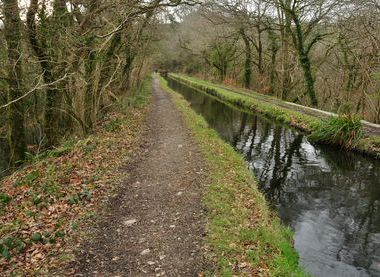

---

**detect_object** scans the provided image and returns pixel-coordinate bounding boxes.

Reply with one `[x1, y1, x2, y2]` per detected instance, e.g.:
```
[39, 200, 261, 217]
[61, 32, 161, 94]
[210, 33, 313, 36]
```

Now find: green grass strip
[169, 73, 380, 159]
[160, 76, 308, 276]
[169, 73, 319, 133]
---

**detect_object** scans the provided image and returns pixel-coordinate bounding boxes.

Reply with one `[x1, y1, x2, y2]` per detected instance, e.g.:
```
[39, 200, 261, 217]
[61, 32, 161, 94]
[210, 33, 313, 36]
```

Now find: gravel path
[73, 76, 207, 276]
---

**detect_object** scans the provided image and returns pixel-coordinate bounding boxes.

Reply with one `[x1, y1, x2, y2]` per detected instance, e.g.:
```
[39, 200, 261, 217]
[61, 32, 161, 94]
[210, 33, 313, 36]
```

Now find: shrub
[309, 115, 363, 149]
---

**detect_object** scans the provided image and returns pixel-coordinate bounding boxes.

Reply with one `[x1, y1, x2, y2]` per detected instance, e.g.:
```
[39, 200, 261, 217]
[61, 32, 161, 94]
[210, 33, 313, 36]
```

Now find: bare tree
[275, 0, 340, 107]
[2, 0, 27, 163]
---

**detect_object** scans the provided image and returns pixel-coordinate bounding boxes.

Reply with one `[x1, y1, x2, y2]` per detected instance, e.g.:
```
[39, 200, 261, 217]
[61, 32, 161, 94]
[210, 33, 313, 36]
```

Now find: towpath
[73, 76, 206, 276]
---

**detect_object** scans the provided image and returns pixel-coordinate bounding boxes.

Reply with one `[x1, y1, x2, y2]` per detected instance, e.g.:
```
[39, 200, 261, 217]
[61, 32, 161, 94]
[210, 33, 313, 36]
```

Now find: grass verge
[160, 76, 307, 276]
[169, 74, 380, 159]
[0, 78, 152, 275]
[309, 115, 363, 149]
[169, 74, 318, 133]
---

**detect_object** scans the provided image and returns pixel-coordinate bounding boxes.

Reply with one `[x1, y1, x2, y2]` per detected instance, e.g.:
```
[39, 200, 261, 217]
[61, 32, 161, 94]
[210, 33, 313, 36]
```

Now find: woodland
[158, 0, 380, 122]
[1, 0, 379, 166]
[1, 1, 380, 275]
[0, 0, 198, 166]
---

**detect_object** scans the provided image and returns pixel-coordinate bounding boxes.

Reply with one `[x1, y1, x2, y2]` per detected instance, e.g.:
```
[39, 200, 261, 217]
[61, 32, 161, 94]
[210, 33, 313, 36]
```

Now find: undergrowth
[309, 115, 363, 149]
[0, 77, 152, 275]
[160, 76, 307, 276]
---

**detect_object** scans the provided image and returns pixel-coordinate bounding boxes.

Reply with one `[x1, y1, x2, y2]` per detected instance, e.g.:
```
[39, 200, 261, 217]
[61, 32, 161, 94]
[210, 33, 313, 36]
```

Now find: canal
[168, 77, 380, 277]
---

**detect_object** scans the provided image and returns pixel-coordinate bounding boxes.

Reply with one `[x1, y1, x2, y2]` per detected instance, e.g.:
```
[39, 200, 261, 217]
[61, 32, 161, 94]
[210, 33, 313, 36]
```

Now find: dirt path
[73, 76, 207, 276]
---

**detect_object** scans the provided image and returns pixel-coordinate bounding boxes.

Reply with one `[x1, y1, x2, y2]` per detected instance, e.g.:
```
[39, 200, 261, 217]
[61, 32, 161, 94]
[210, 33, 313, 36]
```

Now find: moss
[160, 76, 308, 276]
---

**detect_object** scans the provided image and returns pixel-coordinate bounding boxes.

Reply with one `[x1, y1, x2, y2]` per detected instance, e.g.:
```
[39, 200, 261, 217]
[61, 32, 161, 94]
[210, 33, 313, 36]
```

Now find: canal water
[168, 78, 380, 277]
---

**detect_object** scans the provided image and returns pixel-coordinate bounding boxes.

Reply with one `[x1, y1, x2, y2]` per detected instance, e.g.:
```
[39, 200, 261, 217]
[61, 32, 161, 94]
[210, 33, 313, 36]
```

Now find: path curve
[74, 76, 207, 276]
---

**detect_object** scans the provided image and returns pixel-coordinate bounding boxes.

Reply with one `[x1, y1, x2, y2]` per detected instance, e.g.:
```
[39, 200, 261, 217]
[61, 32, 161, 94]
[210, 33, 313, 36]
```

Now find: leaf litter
[0, 106, 149, 275]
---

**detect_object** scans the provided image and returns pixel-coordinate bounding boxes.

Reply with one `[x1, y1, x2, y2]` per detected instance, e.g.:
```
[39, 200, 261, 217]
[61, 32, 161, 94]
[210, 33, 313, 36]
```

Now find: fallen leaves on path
[0, 107, 148, 275]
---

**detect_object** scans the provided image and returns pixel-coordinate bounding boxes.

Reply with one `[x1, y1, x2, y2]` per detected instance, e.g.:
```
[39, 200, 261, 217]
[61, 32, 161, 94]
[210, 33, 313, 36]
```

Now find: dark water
[168, 78, 380, 277]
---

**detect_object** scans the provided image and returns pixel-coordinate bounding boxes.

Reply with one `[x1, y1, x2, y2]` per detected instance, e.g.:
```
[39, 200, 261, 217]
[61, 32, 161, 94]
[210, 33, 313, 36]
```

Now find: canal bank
[162, 76, 380, 277]
[169, 74, 380, 159]
[160, 76, 306, 276]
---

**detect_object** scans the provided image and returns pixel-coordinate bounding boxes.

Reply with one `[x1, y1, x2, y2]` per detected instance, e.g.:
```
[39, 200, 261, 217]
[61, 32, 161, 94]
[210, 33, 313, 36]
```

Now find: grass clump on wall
[309, 115, 363, 149]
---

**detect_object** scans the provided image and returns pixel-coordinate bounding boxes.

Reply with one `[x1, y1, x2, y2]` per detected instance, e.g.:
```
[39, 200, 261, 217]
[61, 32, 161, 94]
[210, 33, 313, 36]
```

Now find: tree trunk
[257, 30, 264, 75]
[240, 29, 252, 89]
[26, 0, 65, 146]
[81, 1, 100, 134]
[120, 51, 136, 91]
[293, 16, 318, 107]
[3, 0, 27, 163]
[299, 52, 318, 107]
[267, 27, 279, 95]
[95, 32, 122, 112]
[84, 39, 97, 133]
[279, 2, 292, 100]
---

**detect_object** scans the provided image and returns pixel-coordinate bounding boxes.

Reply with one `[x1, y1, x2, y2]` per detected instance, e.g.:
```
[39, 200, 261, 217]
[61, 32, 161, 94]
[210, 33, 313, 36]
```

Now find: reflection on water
[168, 78, 380, 277]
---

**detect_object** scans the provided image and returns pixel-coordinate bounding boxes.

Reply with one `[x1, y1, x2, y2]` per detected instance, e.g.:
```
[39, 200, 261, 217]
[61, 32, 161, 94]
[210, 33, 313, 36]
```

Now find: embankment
[168, 74, 380, 159]
[0, 79, 151, 275]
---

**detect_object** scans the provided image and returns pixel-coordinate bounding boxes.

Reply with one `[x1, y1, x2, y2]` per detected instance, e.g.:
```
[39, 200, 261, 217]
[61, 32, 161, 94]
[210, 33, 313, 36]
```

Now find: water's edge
[169, 74, 380, 160]
[167, 77, 380, 277]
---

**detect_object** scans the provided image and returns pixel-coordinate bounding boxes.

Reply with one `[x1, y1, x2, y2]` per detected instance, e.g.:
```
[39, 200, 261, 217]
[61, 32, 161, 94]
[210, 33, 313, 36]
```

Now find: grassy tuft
[309, 115, 363, 149]
[160, 76, 307, 276]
